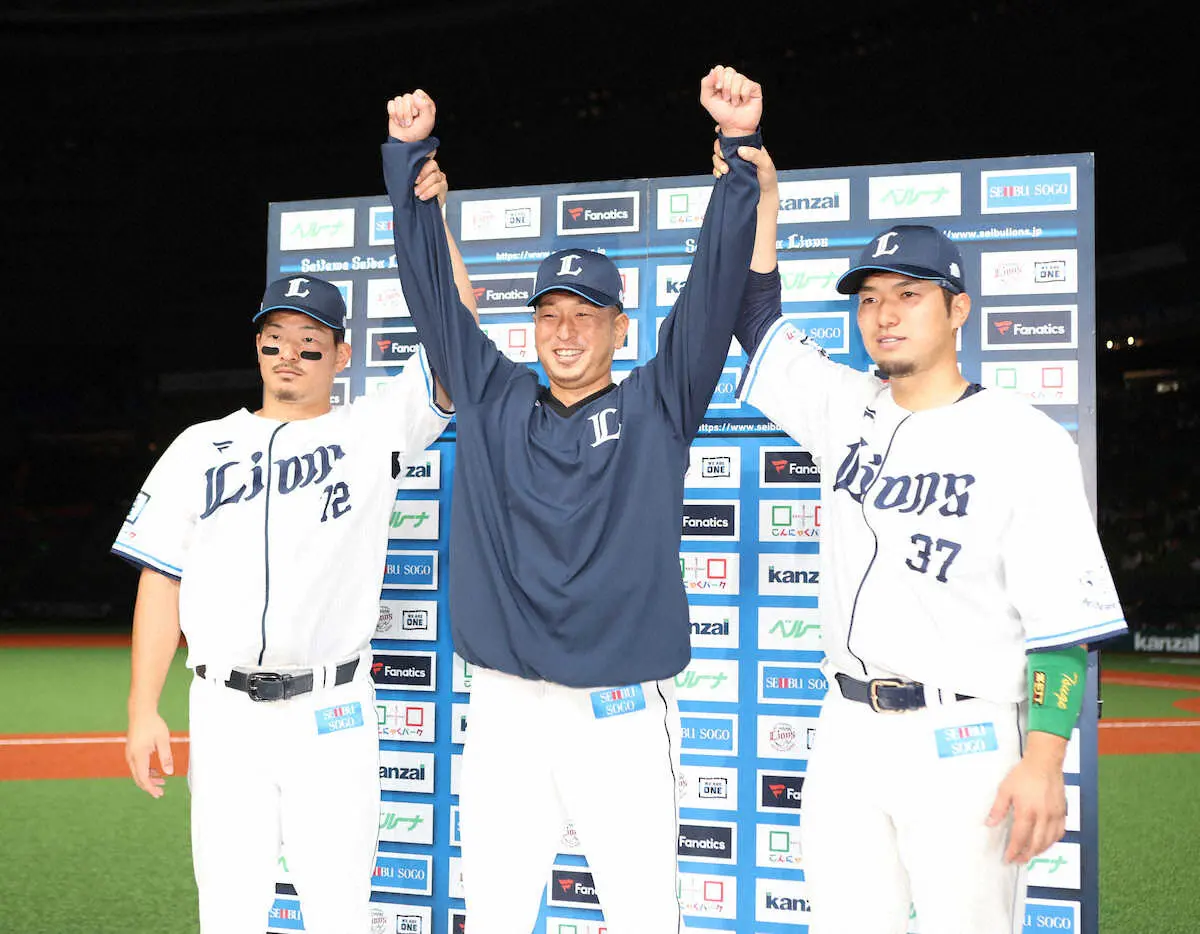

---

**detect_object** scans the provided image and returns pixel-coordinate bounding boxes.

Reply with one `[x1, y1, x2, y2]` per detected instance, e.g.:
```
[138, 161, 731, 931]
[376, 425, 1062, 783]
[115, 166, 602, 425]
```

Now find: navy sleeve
[381, 136, 517, 410]
[735, 267, 783, 361]
[640, 131, 761, 443]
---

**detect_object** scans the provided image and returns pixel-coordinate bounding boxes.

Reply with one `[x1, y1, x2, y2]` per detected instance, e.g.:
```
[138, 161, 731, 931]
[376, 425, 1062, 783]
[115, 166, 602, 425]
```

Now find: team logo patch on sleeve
[125, 491, 150, 524]
[934, 722, 998, 758]
[315, 701, 365, 735]
[590, 684, 646, 719]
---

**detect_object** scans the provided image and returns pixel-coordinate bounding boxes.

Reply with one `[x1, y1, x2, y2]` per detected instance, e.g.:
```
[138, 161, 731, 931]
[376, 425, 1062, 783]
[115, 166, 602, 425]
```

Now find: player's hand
[414, 150, 448, 206]
[700, 65, 762, 138]
[712, 135, 778, 197]
[986, 746, 1068, 863]
[387, 89, 436, 143]
[126, 710, 174, 799]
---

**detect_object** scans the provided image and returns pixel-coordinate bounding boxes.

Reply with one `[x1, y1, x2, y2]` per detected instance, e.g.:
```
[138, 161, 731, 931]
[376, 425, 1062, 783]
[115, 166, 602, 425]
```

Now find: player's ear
[612, 308, 630, 348]
[950, 291, 970, 331]
[334, 338, 352, 372]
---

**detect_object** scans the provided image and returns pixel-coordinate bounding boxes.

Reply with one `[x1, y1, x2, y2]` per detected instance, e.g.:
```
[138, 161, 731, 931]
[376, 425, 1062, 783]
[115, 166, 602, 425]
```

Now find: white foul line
[1098, 720, 1200, 729]
[0, 736, 190, 746]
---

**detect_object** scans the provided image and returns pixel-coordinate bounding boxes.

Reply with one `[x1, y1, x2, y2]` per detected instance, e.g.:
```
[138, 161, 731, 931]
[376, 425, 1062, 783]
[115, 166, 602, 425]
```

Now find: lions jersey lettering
[202, 444, 346, 519]
[833, 438, 975, 517]
[737, 306, 1127, 703]
[111, 345, 448, 669]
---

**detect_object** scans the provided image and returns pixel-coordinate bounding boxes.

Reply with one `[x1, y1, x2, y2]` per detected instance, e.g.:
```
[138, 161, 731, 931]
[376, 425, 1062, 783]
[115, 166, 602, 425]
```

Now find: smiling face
[255, 311, 350, 414]
[533, 290, 629, 407]
[855, 272, 969, 381]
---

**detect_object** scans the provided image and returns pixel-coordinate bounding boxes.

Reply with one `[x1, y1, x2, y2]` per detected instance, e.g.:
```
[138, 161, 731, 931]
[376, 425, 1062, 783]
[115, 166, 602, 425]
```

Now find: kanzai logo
[764, 891, 810, 912]
[391, 454, 435, 481]
[690, 618, 729, 636]
[379, 764, 426, 781]
[767, 565, 818, 585]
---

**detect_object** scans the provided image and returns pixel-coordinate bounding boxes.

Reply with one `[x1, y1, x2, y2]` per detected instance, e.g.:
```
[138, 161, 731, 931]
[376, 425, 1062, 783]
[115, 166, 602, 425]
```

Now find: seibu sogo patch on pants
[934, 722, 998, 758]
[315, 701, 365, 735]
[590, 684, 646, 719]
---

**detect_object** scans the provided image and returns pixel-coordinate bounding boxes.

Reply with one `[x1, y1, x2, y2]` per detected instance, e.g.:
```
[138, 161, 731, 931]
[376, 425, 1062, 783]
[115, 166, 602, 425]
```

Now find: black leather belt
[835, 672, 973, 713]
[195, 658, 359, 702]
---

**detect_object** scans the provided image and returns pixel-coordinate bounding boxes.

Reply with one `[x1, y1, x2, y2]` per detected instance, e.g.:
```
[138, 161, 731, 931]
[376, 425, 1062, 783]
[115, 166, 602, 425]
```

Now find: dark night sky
[0, 0, 1192, 433]
[0, 0, 1193, 616]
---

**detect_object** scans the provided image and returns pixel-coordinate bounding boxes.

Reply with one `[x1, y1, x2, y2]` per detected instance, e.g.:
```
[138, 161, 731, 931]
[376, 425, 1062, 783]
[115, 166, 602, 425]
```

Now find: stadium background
[256, 150, 1097, 931]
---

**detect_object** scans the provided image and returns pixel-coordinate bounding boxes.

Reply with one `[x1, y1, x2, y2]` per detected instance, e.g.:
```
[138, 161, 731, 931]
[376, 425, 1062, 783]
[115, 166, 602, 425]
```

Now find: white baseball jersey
[112, 346, 449, 671]
[739, 318, 1126, 703]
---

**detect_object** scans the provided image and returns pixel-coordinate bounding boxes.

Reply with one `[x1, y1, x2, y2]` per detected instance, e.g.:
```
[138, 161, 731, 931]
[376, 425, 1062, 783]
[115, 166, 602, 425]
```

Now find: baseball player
[112, 187, 471, 933]
[380, 67, 763, 933]
[713, 142, 1127, 934]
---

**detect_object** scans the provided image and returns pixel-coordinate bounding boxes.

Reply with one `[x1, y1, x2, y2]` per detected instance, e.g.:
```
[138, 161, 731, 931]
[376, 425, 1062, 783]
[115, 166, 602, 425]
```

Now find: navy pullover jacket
[381, 132, 761, 687]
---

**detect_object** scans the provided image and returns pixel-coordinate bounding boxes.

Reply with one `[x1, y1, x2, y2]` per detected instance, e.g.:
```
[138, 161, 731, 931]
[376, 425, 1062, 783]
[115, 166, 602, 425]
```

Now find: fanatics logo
[370, 652, 436, 690]
[982, 306, 1076, 350]
[759, 771, 805, 811]
[548, 869, 601, 906]
[557, 192, 640, 235]
[760, 448, 820, 486]
[366, 327, 420, 367]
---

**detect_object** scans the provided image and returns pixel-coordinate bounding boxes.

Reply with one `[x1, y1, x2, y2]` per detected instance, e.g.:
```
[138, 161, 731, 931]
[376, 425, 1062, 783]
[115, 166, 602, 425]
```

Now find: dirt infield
[1097, 669, 1200, 755]
[0, 734, 190, 781]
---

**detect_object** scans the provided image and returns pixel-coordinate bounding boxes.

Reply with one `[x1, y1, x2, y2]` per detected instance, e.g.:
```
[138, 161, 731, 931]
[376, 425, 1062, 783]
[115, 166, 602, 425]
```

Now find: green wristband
[1028, 645, 1087, 739]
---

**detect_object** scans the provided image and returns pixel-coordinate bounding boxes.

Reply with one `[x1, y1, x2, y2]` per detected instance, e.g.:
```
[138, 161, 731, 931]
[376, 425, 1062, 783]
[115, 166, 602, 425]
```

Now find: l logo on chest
[587, 407, 622, 448]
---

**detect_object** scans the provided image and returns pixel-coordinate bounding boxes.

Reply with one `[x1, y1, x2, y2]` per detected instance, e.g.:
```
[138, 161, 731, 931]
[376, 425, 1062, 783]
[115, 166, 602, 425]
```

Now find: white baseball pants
[800, 686, 1030, 934]
[187, 655, 380, 933]
[459, 666, 682, 934]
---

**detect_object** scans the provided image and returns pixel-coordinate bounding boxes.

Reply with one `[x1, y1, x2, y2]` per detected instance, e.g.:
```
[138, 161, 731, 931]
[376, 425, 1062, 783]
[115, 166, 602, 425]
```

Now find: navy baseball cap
[527, 249, 623, 311]
[254, 275, 347, 331]
[836, 225, 966, 296]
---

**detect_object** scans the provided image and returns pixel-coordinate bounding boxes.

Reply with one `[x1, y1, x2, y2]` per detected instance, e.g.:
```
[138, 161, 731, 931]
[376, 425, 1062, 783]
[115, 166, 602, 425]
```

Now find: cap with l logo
[254, 275, 347, 330]
[527, 249, 623, 311]
[835, 224, 967, 296]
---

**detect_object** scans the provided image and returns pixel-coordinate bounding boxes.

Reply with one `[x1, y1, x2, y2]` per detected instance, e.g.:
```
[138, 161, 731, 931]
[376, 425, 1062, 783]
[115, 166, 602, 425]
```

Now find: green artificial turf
[1100, 651, 1200, 679]
[0, 776, 198, 934]
[1100, 683, 1200, 721]
[1, 638, 1196, 933]
[1098, 753, 1200, 934]
[0, 646, 191, 734]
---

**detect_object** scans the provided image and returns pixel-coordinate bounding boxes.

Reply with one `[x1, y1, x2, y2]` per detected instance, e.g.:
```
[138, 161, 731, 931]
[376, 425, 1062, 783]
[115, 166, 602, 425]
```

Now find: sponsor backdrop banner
[266, 153, 1097, 934]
